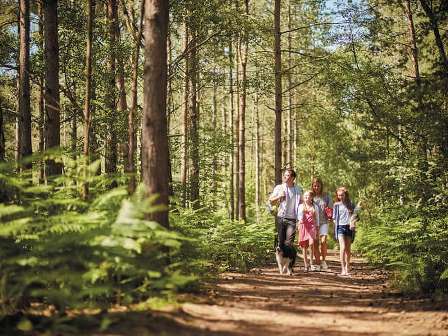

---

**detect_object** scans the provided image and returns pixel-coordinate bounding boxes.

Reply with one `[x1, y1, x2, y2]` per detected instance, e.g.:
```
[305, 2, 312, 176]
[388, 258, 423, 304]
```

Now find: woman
[311, 177, 333, 271]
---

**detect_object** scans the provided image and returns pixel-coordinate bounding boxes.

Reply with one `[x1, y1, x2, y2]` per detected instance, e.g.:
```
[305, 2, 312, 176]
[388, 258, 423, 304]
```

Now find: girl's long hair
[311, 177, 324, 196]
[336, 186, 354, 214]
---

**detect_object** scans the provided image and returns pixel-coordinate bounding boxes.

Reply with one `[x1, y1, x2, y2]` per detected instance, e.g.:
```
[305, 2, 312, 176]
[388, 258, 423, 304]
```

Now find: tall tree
[286, 0, 293, 167]
[105, 0, 118, 178]
[18, 0, 32, 167]
[238, 0, 249, 221]
[189, 15, 199, 208]
[82, 0, 95, 199]
[0, 101, 4, 161]
[141, 0, 170, 228]
[127, 0, 145, 194]
[228, 39, 235, 219]
[274, 0, 282, 183]
[38, 1, 45, 183]
[254, 93, 260, 222]
[180, 22, 189, 207]
[44, 0, 62, 176]
[234, 31, 240, 219]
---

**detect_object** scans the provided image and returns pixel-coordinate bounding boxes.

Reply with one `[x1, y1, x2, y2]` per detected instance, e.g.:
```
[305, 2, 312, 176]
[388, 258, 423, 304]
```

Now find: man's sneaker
[321, 261, 329, 271]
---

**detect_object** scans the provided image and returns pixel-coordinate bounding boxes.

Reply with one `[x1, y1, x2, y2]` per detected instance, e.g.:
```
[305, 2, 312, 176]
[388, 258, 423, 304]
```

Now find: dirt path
[104, 251, 448, 336]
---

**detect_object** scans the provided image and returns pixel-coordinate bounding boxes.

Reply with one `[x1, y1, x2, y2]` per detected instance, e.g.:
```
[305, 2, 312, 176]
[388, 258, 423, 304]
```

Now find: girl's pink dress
[298, 209, 317, 248]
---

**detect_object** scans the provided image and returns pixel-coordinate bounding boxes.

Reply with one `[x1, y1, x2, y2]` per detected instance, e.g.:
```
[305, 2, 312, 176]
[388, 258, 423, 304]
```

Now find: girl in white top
[333, 187, 357, 276]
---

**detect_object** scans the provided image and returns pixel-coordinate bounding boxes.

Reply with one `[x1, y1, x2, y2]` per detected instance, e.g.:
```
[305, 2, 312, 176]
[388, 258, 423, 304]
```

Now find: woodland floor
[95, 251, 448, 336]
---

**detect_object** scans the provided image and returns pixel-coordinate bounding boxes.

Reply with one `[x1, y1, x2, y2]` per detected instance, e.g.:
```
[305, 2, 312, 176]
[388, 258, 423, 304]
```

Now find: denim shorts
[337, 225, 355, 241]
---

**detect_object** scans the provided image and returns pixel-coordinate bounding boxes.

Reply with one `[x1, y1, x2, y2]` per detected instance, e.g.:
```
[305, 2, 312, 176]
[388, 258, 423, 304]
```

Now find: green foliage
[171, 206, 274, 273]
[0, 156, 197, 318]
[354, 179, 448, 294]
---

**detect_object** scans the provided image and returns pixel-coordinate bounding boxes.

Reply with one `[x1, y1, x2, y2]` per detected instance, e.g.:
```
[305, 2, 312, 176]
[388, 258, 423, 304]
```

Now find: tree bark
[180, 22, 189, 207]
[254, 93, 261, 222]
[114, 0, 128, 163]
[228, 39, 235, 219]
[287, 0, 293, 167]
[105, 0, 118, 179]
[38, 1, 45, 183]
[19, 0, 32, 168]
[212, 71, 218, 202]
[0, 101, 5, 161]
[274, 0, 282, 184]
[71, 109, 77, 157]
[127, 0, 144, 194]
[141, 0, 170, 228]
[82, 0, 95, 199]
[189, 21, 200, 208]
[405, 0, 420, 84]
[234, 28, 240, 219]
[44, 0, 62, 176]
[238, 0, 249, 221]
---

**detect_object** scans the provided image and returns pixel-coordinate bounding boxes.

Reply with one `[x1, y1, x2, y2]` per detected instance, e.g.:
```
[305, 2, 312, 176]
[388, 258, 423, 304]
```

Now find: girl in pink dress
[297, 191, 321, 272]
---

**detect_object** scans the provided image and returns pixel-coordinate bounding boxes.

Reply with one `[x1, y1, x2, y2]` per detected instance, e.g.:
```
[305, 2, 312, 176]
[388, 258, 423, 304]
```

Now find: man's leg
[277, 218, 287, 249]
[284, 219, 296, 247]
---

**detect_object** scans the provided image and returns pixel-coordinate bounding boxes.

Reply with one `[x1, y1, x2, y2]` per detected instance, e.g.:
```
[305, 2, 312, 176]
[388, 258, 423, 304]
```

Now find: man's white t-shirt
[271, 183, 302, 219]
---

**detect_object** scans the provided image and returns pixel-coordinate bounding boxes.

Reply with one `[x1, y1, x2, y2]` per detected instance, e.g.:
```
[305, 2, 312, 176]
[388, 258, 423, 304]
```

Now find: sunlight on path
[174, 253, 448, 336]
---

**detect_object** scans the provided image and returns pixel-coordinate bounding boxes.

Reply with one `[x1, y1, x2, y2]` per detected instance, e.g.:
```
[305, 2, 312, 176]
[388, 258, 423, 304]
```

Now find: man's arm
[269, 185, 284, 204]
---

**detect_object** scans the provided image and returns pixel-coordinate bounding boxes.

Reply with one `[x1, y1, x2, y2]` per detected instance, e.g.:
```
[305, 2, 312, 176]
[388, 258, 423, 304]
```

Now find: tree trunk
[38, 1, 45, 183]
[255, 93, 260, 222]
[105, 0, 118, 179]
[141, 0, 170, 228]
[212, 71, 218, 202]
[274, 0, 282, 184]
[19, 0, 32, 168]
[234, 31, 240, 219]
[44, 0, 62, 176]
[127, 0, 144, 194]
[0, 102, 5, 161]
[180, 22, 189, 207]
[82, 0, 94, 199]
[114, 0, 128, 168]
[238, 0, 249, 221]
[405, 0, 420, 84]
[228, 39, 235, 219]
[189, 22, 200, 208]
[287, 0, 293, 167]
[167, 29, 173, 197]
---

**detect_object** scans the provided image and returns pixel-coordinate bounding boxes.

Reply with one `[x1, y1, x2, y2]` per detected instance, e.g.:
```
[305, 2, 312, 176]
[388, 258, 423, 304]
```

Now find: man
[269, 168, 303, 250]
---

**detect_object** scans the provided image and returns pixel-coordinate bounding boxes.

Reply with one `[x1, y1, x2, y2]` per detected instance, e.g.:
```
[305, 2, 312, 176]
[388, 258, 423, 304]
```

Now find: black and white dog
[275, 245, 296, 275]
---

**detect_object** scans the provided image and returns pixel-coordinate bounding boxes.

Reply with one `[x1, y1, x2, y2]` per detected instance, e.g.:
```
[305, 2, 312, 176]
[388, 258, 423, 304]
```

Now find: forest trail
[102, 251, 448, 336]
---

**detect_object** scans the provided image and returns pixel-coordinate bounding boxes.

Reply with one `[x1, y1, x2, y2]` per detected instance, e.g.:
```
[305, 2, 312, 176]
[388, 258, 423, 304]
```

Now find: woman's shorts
[319, 223, 329, 236]
[337, 225, 355, 241]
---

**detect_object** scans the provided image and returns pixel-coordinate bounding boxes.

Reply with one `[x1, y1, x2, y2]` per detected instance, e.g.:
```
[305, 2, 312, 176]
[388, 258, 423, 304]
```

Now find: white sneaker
[310, 265, 320, 272]
[321, 261, 329, 271]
